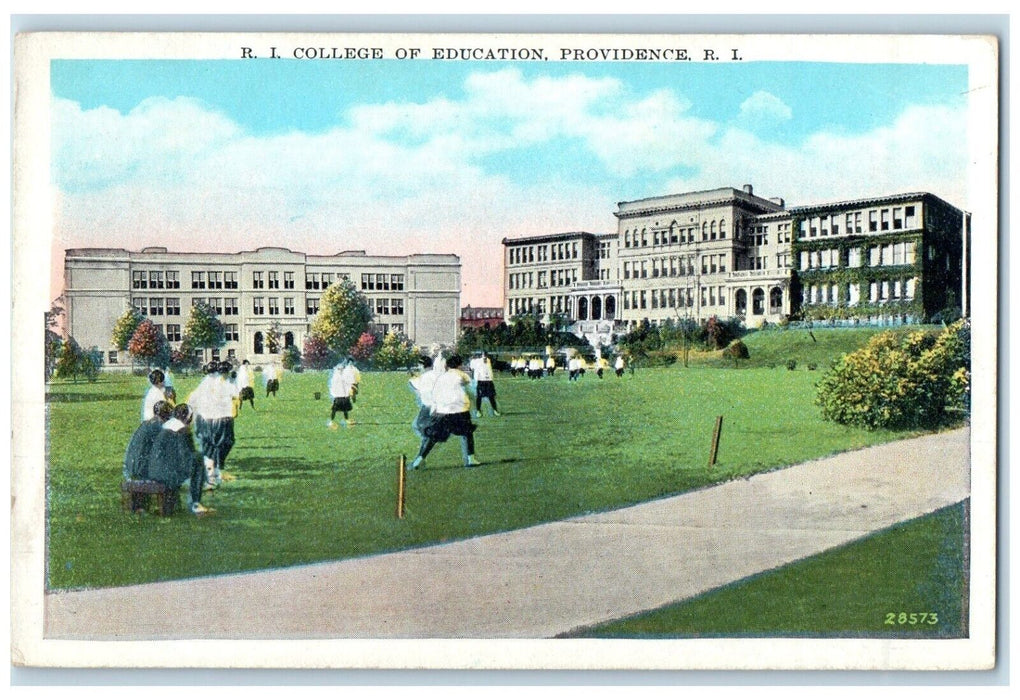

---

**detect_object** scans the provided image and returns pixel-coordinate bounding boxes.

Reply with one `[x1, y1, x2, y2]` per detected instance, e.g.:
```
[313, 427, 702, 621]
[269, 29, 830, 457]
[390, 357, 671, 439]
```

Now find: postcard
[11, 30, 998, 671]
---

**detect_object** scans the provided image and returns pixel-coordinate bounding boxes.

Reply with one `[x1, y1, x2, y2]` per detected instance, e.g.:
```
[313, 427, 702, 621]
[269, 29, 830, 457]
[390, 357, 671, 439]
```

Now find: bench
[121, 479, 177, 516]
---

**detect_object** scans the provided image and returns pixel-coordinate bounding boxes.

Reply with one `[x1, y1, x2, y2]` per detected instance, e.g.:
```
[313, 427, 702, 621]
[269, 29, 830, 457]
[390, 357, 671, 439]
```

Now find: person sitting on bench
[123, 400, 172, 481]
[147, 403, 211, 516]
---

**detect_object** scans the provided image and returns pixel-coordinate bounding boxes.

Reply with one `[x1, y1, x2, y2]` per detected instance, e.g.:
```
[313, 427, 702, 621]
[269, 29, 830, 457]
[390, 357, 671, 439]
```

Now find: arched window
[285, 331, 294, 348]
[591, 296, 602, 320]
[253, 331, 264, 354]
[719, 219, 727, 238]
[605, 296, 616, 320]
[752, 288, 765, 315]
[710, 221, 717, 240]
[735, 289, 748, 315]
[577, 297, 589, 321]
[770, 287, 783, 313]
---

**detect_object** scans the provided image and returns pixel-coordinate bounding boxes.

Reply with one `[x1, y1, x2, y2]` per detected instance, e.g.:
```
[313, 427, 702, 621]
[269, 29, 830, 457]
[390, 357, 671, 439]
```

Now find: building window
[881, 209, 890, 231]
[227, 349, 237, 361]
[166, 271, 180, 289]
[268, 297, 279, 315]
[224, 298, 238, 315]
[392, 298, 404, 315]
[166, 298, 181, 316]
[208, 297, 223, 315]
[149, 298, 164, 316]
[253, 331, 264, 354]
[306, 273, 320, 290]
[108, 350, 118, 364]
[253, 297, 264, 315]
[166, 324, 182, 342]
[224, 272, 238, 289]
[191, 271, 206, 289]
[132, 271, 147, 289]
[224, 324, 239, 341]
[905, 206, 917, 228]
[268, 271, 279, 289]
[375, 298, 390, 315]
[149, 271, 164, 289]
[208, 272, 222, 289]
[307, 297, 320, 315]
[361, 273, 373, 291]
[848, 248, 862, 268]
[284, 271, 295, 289]
[284, 298, 295, 315]
[192, 297, 206, 308]
[252, 271, 264, 289]
[869, 210, 879, 232]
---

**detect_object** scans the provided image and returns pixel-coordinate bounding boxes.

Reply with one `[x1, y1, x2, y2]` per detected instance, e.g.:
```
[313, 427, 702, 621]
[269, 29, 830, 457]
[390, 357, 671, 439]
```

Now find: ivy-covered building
[790, 192, 965, 323]
[501, 186, 966, 343]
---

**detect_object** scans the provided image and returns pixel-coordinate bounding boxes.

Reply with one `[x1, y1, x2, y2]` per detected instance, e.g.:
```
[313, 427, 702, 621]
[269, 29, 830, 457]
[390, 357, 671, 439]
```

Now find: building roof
[615, 185, 784, 218]
[501, 232, 604, 246]
[786, 191, 962, 216]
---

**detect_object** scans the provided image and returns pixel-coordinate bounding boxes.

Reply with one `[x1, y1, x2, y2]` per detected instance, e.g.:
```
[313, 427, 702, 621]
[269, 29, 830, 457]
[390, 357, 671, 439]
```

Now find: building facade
[502, 185, 965, 344]
[459, 305, 505, 330]
[63, 246, 461, 367]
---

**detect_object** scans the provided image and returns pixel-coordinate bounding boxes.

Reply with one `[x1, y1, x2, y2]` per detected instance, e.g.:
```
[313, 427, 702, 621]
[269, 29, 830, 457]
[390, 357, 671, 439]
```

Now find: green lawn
[693, 325, 943, 370]
[47, 359, 932, 591]
[565, 501, 968, 639]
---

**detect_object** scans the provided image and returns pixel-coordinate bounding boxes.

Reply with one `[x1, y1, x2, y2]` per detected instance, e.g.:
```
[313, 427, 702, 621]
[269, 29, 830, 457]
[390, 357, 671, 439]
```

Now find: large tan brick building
[63, 246, 461, 367]
[502, 185, 965, 346]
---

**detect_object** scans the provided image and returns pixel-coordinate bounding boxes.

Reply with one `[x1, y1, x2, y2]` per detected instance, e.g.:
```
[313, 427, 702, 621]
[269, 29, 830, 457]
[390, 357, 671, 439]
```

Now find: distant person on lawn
[327, 359, 356, 429]
[141, 369, 168, 422]
[147, 403, 211, 516]
[470, 351, 500, 417]
[408, 354, 443, 439]
[123, 399, 172, 480]
[264, 360, 282, 397]
[236, 359, 255, 412]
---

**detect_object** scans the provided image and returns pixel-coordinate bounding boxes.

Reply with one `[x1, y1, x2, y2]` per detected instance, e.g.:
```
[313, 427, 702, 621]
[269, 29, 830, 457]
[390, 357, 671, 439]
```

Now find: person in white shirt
[409, 354, 443, 438]
[141, 369, 168, 422]
[545, 355, 557, 377]
[615, 355, 626, 378]
[527, 355, 543, 380]
[263, 361, 281, 397]
[162, 366, 177, 404]
[236, 359, 255, 411]
[409, 354, 480, 470]
[568, 354, 582, 382]
[341, 358, 361, 405]
[470, 351, 500, 417]
[188, 361, 237, 487]
[327, 360, 355, 429]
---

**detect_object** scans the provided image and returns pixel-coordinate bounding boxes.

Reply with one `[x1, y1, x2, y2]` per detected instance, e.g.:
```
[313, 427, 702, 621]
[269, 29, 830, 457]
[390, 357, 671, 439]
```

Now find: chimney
[743, 184, 753, 195]
[770, 197, 785, 208]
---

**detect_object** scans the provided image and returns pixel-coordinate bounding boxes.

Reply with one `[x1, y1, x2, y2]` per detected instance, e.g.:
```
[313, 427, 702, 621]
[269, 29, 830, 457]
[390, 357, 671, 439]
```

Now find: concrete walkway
[45, 428, 969, 640]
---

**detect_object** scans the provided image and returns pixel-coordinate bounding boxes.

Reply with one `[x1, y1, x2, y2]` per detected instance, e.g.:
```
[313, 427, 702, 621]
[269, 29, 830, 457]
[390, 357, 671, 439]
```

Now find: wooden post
[708, 415, 723, 467]
[396, 454, 406, 519]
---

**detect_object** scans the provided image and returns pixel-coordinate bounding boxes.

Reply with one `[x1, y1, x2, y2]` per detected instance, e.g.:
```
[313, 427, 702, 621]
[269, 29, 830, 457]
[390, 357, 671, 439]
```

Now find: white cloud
[738, 90, 793, 125]
[51, 72, 968, 306]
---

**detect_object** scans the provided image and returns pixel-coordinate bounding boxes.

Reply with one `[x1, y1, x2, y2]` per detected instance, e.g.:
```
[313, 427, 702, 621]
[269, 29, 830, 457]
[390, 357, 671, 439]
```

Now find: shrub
[807, 362, 818, 371]
[786, 359, 797, 371]
[815, 320, 970, 430]
[724, 340, 749, 359]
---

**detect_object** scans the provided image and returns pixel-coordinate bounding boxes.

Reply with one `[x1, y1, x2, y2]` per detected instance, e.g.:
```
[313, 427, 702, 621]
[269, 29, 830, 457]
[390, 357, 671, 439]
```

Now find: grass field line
[44, 426, 969, 640]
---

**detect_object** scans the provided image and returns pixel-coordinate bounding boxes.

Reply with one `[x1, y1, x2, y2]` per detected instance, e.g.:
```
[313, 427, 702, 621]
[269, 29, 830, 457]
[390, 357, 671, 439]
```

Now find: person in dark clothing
[123, 400, 172, 481]
[147, 403, 211, 515]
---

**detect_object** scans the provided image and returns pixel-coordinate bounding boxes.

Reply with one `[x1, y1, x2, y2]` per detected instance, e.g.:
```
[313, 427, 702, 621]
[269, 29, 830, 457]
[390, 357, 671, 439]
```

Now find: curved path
[44, 428, 970, 640]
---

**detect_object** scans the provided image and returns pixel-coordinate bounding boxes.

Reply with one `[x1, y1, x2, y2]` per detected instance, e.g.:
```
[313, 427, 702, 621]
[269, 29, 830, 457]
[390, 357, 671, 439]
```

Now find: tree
[265, 321, 283, 355]
[349, 331, 378, 364]
[373, 332, 419, 370]
[128, 319, 170, 369]
[111, 307, 145, 351]
[281, 344, 302, 370]
[302, 334, 333, 370]
[183, 301, 225, 355]
[309, 277, 373, 355]
[54, 336, 101, 382]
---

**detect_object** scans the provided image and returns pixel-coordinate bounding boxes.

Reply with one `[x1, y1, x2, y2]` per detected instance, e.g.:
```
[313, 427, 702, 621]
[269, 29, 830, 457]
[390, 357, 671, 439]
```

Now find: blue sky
[50, 58, 969, 305]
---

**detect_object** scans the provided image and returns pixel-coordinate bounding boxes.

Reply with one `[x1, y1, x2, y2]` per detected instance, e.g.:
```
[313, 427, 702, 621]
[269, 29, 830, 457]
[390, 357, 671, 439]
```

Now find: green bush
[724, 340, 749, 360]
[815, 320, 970, 430]
[786, 359, 797, 371]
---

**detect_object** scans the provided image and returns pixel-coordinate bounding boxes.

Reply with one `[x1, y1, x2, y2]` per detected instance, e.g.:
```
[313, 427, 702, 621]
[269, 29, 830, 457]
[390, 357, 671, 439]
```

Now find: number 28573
[884, 612, 938, 625]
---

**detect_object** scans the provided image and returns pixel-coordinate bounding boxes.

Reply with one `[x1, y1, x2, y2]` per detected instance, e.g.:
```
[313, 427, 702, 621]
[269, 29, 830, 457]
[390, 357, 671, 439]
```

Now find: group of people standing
[124, 359, 285, 517]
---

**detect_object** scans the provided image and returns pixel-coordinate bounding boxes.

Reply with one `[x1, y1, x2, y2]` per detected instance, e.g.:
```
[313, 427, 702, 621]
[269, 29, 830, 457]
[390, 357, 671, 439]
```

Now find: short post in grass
[396, 454, 407, 519]
[708, 415, 723, 467]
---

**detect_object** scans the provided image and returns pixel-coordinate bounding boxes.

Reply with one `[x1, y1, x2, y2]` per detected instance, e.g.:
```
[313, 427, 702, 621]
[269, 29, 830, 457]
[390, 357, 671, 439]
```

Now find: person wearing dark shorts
[409, 355, 480, 470]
